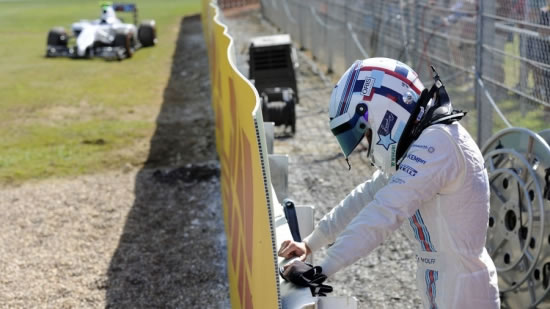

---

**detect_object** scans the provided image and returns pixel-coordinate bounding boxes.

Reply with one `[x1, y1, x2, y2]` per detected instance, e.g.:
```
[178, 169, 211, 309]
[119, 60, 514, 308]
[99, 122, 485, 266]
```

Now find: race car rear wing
[113, 3, 137, 25]
[113, 3, 136, 12]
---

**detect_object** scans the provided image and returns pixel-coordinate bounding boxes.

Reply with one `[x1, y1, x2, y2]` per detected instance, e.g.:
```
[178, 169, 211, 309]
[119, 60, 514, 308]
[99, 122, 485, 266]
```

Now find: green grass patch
[493, 97, 549, 133]
[0, 120, 150, 182]
[0, 0, 201, 184]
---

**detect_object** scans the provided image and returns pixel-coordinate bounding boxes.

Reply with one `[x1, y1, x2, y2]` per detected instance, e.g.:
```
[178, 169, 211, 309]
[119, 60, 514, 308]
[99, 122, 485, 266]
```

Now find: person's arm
[318, 127, 464, 276]
[278, 168, 388, 260]
[302, 169, 388, 253]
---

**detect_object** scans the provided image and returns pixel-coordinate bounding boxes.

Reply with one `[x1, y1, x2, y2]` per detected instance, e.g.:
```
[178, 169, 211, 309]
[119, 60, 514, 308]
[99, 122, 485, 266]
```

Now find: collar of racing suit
[396, 66, 466, 167]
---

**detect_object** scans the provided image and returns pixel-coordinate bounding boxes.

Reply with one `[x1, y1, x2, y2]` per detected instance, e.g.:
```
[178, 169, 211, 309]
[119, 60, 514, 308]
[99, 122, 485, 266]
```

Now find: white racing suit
[303, 123, 500, 308]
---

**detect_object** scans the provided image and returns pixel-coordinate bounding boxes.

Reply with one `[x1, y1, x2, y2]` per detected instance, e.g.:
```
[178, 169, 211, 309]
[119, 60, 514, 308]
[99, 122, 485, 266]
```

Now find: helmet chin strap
[396, 66, 466, 165]
[414, 66, 466, 136]
[345, 158, 351, 171]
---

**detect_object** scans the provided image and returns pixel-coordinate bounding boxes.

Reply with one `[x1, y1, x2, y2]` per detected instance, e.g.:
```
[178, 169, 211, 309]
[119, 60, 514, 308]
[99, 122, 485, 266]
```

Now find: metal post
[399, 0, 410, 64]
[413, 0, 419, 69]
[325, 0, 333, 74]
[475, 0, 493, 145]
[299, 0, 305, 50]
[311, 5, 317, 59]
[260, 0, 265, 19]
[344, 0, 349, 65]
[519, 0, 528, 116]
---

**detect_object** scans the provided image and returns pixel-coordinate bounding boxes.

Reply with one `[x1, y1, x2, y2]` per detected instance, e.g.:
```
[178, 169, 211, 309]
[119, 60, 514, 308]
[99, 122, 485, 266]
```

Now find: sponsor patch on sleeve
[411, 144, 435, 153]
[399, 164, 418, 176]
[390, 177, 406, 184]
[407, 154, 427, 164]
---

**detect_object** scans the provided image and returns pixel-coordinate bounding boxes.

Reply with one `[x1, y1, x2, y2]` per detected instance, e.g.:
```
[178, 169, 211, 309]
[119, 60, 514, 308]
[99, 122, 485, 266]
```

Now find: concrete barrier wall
[201, 1, 279, 308]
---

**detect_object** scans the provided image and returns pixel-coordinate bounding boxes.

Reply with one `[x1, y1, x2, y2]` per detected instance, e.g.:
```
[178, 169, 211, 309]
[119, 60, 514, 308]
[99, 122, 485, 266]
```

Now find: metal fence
[217, 0, 259, 9]
[260, 0, 550, 145]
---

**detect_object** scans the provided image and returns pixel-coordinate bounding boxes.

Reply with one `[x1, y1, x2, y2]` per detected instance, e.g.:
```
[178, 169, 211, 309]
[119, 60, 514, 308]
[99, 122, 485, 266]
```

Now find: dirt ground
[0, 15, 230, 308]
[223, 7, 422, 308]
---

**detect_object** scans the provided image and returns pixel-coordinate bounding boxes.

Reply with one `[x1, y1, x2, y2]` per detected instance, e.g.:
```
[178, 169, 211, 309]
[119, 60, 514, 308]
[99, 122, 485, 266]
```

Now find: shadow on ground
[105, 15, 229, 308]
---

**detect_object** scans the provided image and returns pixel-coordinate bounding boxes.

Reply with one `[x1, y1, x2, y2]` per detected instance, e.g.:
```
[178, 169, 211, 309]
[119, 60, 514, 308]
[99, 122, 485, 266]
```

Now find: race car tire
[47, 27, 68, 46]
[138, 20, 156, 47]
[114, 31, 134, 58]
[83, 47, 93, 59]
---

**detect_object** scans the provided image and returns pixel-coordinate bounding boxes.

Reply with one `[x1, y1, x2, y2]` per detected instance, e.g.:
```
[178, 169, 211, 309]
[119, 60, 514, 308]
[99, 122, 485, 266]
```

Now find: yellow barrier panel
[202, 1, 279, 308]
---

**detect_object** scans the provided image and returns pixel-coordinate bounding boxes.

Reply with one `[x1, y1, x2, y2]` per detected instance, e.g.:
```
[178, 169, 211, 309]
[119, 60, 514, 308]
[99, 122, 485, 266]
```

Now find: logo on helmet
[376, 111, 397, 151]
[361, 77, 375, 96]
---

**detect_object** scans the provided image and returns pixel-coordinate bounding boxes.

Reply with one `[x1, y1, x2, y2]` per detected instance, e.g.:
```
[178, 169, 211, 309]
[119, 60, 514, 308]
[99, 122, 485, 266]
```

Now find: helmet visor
[331, 112, 370, 158]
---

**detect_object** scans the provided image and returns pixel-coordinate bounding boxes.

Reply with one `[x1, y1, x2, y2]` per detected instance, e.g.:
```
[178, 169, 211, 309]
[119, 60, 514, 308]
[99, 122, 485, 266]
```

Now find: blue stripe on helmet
[374, 86, 416, 113]
[338, 61, 361, 116]
[395, 65, 409, 78]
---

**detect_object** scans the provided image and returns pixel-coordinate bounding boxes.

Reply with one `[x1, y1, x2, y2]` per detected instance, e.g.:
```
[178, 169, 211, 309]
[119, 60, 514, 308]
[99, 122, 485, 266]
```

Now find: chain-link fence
[218, 0, 259, 9]
[260, 0, 550, 145]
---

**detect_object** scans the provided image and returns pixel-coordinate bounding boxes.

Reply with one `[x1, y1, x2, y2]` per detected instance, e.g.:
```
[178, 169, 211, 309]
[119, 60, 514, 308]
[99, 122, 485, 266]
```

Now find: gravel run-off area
[0, 15, 230, 308]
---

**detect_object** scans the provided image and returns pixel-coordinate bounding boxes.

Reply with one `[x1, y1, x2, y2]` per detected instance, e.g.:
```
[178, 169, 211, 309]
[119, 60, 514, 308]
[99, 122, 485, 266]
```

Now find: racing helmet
[328, 58, 425, 175]
[100, 5, 117, 24]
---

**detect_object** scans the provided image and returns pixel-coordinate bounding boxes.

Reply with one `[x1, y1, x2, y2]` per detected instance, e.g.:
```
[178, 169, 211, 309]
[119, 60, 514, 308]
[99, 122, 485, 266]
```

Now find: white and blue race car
[46, 2, 156, 60]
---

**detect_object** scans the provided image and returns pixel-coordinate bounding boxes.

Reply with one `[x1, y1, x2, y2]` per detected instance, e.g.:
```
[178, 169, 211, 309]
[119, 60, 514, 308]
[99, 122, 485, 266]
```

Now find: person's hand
[278, 240, 311, 261]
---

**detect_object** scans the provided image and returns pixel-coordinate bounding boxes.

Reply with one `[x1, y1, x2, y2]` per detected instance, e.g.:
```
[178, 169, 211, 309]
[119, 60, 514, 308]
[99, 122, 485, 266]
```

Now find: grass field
[0, 0, 201, 185]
